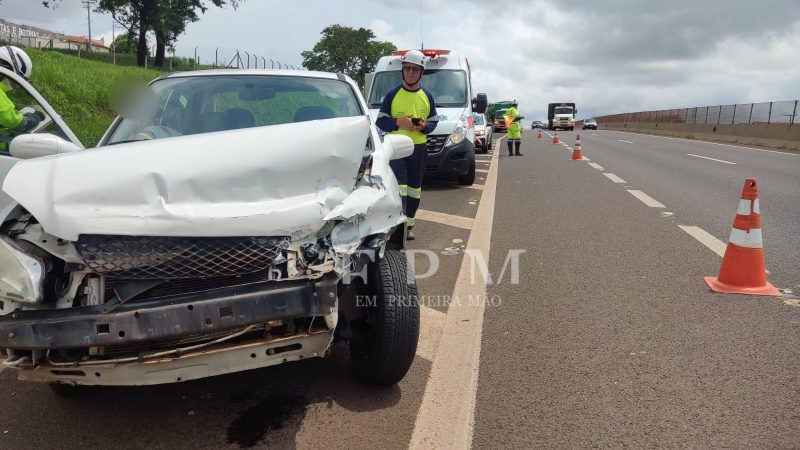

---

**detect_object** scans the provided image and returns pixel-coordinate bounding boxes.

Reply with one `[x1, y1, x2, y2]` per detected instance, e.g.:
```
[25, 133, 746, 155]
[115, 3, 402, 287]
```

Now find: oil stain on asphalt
[226, 393, 308, 448]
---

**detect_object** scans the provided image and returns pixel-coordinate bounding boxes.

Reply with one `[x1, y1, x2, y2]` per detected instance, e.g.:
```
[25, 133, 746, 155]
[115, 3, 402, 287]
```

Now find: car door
[0, 67, 83, 217]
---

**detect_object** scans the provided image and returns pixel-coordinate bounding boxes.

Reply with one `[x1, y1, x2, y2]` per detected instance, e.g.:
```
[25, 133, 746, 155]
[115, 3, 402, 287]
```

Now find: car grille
[76, 235, 290, 280]
[103, 271, 275, 300]
[426, 135, 448, 154]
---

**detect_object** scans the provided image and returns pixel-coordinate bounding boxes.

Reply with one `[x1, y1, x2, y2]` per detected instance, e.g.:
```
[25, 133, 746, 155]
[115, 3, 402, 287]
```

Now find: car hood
[3, 116, 371, 241]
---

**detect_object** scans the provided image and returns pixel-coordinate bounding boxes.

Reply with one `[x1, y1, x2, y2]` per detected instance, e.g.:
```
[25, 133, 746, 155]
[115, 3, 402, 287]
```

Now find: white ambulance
[365, 49, 488, 185]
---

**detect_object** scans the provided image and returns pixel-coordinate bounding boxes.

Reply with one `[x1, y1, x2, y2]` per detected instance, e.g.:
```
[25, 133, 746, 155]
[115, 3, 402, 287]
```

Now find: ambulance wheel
[458, 158, 476, 185]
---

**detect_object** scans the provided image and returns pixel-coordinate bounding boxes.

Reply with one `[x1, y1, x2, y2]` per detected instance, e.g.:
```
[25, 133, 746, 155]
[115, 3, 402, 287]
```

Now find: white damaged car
[0, 67, 420, 392]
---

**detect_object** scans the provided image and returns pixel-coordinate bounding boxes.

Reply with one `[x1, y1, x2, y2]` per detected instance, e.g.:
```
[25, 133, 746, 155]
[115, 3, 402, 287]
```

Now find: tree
[112, 32, 140, 54]
[302, 25, 397, 89]
[97, 0, 244, 67]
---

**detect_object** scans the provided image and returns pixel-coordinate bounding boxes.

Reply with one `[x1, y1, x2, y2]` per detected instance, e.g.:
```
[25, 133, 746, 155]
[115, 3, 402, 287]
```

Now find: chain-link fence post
[767, 102, 773, 124]
[705, 106, 709, 124]
[731, 104, 736, 124]
[748, 103, 753, 124]
[791, 100, 798, 125]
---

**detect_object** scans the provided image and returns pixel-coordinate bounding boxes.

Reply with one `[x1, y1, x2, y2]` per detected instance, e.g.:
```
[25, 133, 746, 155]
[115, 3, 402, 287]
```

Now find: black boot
[515, 140, 523, 156]
[507, 140, 513, 156]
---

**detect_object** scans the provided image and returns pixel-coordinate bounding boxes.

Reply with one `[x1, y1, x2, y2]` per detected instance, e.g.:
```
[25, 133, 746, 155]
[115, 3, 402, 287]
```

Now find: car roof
[157, 69, 343, 81]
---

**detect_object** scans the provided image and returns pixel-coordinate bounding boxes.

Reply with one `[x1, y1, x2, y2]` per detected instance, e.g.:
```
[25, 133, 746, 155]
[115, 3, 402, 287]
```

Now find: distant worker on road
[504, 100, 523, 156]
[0, 46, 43, 138]
[376, 49, 439, 241]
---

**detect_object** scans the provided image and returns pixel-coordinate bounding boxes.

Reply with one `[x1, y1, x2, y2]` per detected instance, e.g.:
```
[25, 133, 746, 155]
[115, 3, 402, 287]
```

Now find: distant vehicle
[583, 118, 597, 130]
[473, 113, 491, 153]
[547, 102, 577, 130]
[531, 120, 544, 129]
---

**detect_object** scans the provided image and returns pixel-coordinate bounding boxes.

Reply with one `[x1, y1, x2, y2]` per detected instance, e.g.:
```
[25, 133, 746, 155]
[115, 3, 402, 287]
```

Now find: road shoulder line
[410, 136, 502, 449]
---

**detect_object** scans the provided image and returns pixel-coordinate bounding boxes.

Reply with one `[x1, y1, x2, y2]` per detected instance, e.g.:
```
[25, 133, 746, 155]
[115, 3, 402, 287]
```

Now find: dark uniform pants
[507, 138, 521, 155]
[390, 143, 427, 228]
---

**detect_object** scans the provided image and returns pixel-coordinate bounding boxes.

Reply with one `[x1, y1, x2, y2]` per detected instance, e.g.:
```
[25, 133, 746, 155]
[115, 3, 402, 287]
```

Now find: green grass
[26, 48, 163, 147]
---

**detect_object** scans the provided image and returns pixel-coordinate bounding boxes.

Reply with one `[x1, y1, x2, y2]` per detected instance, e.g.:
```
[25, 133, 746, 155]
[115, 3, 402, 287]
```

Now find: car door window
[0, 76, 68, 153]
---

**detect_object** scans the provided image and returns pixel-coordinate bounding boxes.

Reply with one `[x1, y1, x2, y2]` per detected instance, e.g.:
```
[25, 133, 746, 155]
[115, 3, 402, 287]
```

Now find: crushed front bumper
[0, 274, 339, 350]
[0, 274, 341, 385]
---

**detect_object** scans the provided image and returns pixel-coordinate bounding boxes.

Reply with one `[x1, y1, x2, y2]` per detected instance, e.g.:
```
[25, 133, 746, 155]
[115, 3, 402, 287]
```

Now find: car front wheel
[350, 249, 420, 385]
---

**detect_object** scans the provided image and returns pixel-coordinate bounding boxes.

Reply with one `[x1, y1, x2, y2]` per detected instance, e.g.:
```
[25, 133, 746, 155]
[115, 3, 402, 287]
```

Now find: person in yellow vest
[503, 100, 524, 156]
[0, 46, 43, 141]
[375, 50, 439, 240]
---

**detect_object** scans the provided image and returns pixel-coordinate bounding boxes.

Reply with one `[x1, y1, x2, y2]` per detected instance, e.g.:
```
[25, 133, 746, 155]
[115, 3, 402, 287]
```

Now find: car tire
[458, 157, 476, 185]
[350, 249, 420, 386]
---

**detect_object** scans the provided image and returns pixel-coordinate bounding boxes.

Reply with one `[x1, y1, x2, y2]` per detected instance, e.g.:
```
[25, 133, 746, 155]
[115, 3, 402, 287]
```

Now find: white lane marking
[591, 133, 598, 136]
[627, 190, 666, 208]
[416, 209, 474, 230]
[604, 130, 800, 157]
[618, 139, 634, 144]
[603, 173, 627, 183]
[588, 163, 605, 170]
[416, 305, 447, 362]
[411, 136, 501, 449]
[476, 169, 489, 174]
[687, 154, 737, 165]
[581, 156, 591, 161]
[678, 224, 769, 273]
[679, 225, 727, 257]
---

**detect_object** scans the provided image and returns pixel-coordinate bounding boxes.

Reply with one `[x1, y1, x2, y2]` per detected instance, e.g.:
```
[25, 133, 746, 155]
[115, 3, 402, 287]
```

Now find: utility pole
[111, 21, 116, 64]
[82, 0, 96, 52]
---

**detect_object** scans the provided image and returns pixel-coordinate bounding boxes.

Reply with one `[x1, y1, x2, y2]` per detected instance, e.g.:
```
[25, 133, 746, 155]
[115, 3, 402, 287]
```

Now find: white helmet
[0, 46, 33, 80]
[400, 50, 426, 69]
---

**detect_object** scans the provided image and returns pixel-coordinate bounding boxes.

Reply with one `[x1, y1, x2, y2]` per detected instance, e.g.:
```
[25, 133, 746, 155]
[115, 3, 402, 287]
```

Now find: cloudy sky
[2, 0, 799, 120]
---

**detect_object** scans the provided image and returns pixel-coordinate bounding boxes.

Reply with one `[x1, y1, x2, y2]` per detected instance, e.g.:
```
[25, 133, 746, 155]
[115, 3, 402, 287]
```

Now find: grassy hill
[26, 49, 163, 147]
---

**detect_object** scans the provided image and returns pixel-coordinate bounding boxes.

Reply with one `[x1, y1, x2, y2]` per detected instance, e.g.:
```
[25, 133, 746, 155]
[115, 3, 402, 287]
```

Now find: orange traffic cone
[704, 179, 781, 296]
[538, 130, 542, 139]
[552, 133, 560, 145]
[570, 136, 583, 160]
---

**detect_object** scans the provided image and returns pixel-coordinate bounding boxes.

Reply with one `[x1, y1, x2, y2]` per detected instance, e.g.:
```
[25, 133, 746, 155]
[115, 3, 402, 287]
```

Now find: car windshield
[474, 115, 485, 125]
[105, 75, 363, 145]
[369, 69, 468, 108]
[555, 107, 574, 114]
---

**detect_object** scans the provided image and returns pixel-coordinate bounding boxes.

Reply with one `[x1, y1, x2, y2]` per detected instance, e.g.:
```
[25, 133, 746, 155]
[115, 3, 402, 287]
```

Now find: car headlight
[446, 126, 466, 146]
[475, 130, 484, 137]
[0, 237, 45, 305]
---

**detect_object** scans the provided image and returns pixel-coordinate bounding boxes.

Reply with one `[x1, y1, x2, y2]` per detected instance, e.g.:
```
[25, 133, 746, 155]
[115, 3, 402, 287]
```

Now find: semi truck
[548, 102, 577, 130]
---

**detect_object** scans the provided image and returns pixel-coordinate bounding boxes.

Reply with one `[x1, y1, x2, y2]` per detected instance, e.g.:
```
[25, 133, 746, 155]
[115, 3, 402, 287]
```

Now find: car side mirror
[382, 134, 414, 160]
[9, 134, 81, 160]
[473, 93, 488, 114]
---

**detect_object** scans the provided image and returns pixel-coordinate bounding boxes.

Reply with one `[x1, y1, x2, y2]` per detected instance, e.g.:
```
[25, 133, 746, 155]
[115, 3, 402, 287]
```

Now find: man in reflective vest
[0, 46, 43, 139]
[504, 100, 524, 156]
[376, 50, 439, 240]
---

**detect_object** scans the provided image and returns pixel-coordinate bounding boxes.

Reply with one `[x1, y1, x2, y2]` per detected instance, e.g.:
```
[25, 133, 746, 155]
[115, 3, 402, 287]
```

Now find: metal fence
[597, 100, 799, 125]
[1, 34, 302, 71]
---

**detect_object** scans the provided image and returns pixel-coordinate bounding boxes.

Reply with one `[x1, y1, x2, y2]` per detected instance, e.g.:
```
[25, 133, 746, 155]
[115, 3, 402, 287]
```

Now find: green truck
[489, 100, 516, 133]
